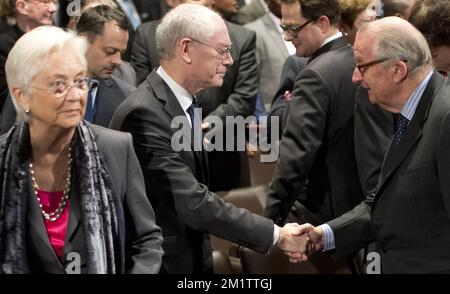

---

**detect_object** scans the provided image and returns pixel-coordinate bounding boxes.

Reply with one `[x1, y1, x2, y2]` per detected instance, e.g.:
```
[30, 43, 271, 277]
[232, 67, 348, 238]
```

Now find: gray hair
[5, 26, 88, 122]
[361, 17, 433, 75]
[155, 3, 222, 60]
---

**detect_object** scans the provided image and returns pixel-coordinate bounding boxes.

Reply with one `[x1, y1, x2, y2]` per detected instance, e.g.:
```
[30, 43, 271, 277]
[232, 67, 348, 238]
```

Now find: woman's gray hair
[5, 26, 88, 122]
[362, 17, 433, 75]
[156, 3, 221, 60]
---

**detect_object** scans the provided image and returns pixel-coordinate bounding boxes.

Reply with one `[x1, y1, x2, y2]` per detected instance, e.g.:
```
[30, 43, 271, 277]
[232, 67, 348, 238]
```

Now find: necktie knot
[394, 114, 409, 144]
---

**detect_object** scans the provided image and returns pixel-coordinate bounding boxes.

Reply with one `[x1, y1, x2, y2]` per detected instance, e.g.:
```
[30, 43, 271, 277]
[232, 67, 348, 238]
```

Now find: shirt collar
[321, 32, 343, 48]
[156, 66, 193, 113]
[400, 70, 433, 121]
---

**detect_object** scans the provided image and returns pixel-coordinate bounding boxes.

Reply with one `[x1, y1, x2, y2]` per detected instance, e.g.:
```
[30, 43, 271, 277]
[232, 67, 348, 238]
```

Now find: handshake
[277, 223, 325, 263]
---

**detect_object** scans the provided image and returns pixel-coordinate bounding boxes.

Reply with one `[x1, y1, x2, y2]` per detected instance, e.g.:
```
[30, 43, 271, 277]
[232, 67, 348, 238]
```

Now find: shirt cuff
[318, 224, 335, 251]
[273, 224, 280, 246]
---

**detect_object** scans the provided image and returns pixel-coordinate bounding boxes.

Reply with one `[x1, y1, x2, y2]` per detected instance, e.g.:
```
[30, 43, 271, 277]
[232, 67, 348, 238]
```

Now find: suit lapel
[308, 36, 349, 64]
[148, 70, 199, 154]
[94, 79, 122, 127]
[27, 180, 64, 271]
[376, 73, 444, 199]
[63, 177, 82, 256]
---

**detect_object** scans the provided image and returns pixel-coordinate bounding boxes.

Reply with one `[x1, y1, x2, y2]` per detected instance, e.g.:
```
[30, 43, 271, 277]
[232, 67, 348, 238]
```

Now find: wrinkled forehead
[354, 31, 376, 61]
[208, 18, 231, 45]
[36, 47, 86, 77]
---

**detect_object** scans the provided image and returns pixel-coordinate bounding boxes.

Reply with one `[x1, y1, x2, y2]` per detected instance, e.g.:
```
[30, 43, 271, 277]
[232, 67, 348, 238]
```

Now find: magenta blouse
[37, 189, 70, 258]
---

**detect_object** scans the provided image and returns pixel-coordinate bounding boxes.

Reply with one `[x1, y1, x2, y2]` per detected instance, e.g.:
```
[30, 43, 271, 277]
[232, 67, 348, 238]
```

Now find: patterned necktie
[394, 114, 409, 145]
[84, 80, 98, 123]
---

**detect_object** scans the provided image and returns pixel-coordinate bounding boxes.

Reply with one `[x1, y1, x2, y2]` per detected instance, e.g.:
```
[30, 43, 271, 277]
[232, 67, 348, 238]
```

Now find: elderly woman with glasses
[0, 26, 163, 274]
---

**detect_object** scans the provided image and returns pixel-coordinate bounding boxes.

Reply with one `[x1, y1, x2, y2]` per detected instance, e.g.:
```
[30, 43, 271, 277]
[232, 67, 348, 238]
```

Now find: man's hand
[284, 223, 325, 263]
[277, 223, 311, 262]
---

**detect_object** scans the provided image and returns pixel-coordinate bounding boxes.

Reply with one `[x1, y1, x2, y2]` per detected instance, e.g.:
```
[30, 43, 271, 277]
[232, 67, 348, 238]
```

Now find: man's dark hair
[280, 0, 341, 26]
[409, 0, 450, 49]
[76, 5, 130, 38]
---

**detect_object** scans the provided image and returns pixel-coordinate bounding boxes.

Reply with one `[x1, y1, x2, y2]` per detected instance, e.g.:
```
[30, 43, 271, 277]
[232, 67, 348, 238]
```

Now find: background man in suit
[265, 0, 363, 230]
[66, 0, 137, 86]
[263, 0, 364, 272]
[285, 17, 450, 274]
[110, 3, 307, 274]
[0, 5, 135, 132]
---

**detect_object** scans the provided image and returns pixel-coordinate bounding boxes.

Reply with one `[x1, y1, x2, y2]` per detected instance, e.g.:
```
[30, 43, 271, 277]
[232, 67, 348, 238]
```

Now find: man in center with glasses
[263, 0, 364, 273]
[110, 3, 307, 274]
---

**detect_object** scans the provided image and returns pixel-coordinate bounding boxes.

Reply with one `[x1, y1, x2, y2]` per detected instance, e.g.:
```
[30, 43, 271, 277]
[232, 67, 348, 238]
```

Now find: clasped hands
[277, 223, 324, 263]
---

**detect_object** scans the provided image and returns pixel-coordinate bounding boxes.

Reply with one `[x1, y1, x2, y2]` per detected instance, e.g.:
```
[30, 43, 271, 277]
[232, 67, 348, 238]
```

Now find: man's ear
[11, 86, 30, 112]
[180, 38, 192, 64]
[392, 59, 408, 84]
[15, 0, 28, 15]
[318, 15, 331, 33]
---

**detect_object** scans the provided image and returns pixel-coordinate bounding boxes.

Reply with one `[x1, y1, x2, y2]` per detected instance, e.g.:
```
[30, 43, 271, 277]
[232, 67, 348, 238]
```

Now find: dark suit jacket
[328, 73, 450, 273]
[0, 25, 23, 112]
[134, 0, 169, 24]
[354, 86, 394, 194]
[94, 76, 136, 127]
[113, 62, 137, 86]
[0, 17, 11, 34]
[131, 20, 258, 191]
[0, 124, 164, 273]
[264, 37, 363, 226]
[0, 76, 135, 134]
[267, 55, 307, 141]
[109, 70, 274, 274]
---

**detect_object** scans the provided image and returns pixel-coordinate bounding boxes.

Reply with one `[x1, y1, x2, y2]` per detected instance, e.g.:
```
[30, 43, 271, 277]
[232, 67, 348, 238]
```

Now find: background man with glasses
[264, 0, 364, 273]
[284, 17, 450, 274]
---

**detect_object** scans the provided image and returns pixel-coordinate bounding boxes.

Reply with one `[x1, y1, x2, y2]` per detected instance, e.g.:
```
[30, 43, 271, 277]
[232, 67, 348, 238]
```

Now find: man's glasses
[355, 57, 408, 75]
[355, 58, 391, 75]
[190, 38, 232, 59]
[280, 19, 314, 36]
[28, 77, 90, 98]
